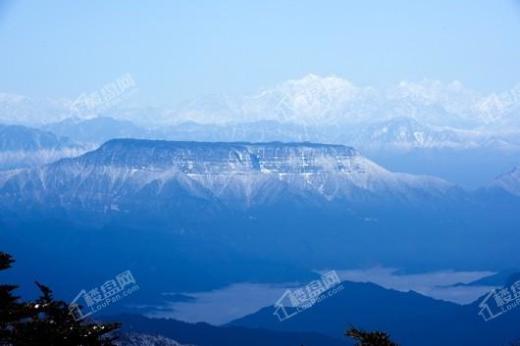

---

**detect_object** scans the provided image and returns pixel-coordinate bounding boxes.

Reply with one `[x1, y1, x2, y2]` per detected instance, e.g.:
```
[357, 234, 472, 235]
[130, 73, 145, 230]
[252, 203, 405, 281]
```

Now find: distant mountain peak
[0, 124, 87, 171]
[0, 124, 74, 151]
[490, 165, 520, 196]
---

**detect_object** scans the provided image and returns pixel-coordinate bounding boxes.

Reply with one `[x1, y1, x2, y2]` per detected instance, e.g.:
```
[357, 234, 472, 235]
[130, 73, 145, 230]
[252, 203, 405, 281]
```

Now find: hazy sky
[1, 0, 519, 106]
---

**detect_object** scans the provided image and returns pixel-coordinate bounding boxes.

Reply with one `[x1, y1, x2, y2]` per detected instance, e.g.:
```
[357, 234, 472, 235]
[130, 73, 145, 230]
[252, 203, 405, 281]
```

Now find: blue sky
[1, 0, 519, 106]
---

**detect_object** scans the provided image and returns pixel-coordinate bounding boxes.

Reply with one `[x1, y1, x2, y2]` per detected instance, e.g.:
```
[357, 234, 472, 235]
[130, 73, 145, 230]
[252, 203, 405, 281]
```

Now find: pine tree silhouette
[346, 326, 398, 346]
[0, 251, 120, 345]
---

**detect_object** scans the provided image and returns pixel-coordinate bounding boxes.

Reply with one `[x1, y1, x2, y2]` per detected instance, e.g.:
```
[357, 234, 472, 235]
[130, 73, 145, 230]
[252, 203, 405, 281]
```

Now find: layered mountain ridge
[490, 166, 520, 197]
[2, 139, 520, 304]
[0, 123, 86, 171]
[0, 139, 455, 213]
[0, 124, 74, 151]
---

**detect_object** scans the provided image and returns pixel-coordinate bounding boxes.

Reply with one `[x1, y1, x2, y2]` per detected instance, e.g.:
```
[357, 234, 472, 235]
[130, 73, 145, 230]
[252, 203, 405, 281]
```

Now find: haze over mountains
[103, 273, 520, 346]
[1, 138, 520, 299]
[3, 75, 519, 186]
[0, 124, 86, 170]
[1, 75, 520, 286]
[3, 0, 520, 343]
[1, 75, 520, 345]
[4, 75, 520, 130]
[1, 75, 520, 149]
[230, 280, 520, 346]
[490, 166, 520, 197]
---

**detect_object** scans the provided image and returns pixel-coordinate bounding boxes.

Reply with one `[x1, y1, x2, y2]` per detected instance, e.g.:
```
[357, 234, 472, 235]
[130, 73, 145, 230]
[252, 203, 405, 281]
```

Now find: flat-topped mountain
[0, 139, 455, 212]
[2, 139, 520, 308]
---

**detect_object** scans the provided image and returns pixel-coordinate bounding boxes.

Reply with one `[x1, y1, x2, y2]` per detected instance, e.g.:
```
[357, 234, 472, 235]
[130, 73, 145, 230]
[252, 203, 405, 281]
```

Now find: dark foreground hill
[231, 281, 520, 346]
[105, 314, 348, 346]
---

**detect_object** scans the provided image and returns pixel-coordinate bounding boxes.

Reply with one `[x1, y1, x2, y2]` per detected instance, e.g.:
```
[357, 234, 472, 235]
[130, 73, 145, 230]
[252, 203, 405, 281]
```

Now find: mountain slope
[36, 115, 520, 188]
[489, 166, 520, 197]
[43, 116, 152, 144]
[0, 124, 74, 151]
[0, 124, 85, 170]
[230, 280, 520, 346]
[1, 139, 519, 311]
[116, 333, 192, 346]
[0, 139, 455, 213]
[0, 139, 477, 296]
[107, 314, 347, 346]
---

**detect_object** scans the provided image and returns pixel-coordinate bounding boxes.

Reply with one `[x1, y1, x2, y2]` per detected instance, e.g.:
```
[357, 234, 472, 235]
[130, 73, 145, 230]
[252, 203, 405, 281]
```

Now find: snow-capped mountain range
[0, 139, 456, 213]
[163, 75, 520, 130]
[2, 75, 520, 151]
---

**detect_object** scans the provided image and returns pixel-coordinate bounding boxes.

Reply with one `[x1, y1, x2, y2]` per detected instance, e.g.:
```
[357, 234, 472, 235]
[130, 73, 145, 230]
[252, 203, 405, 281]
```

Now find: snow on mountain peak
[3, 75, 520, 134]
[242, 74, 376, 126]
[0, 139, 454, 210]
